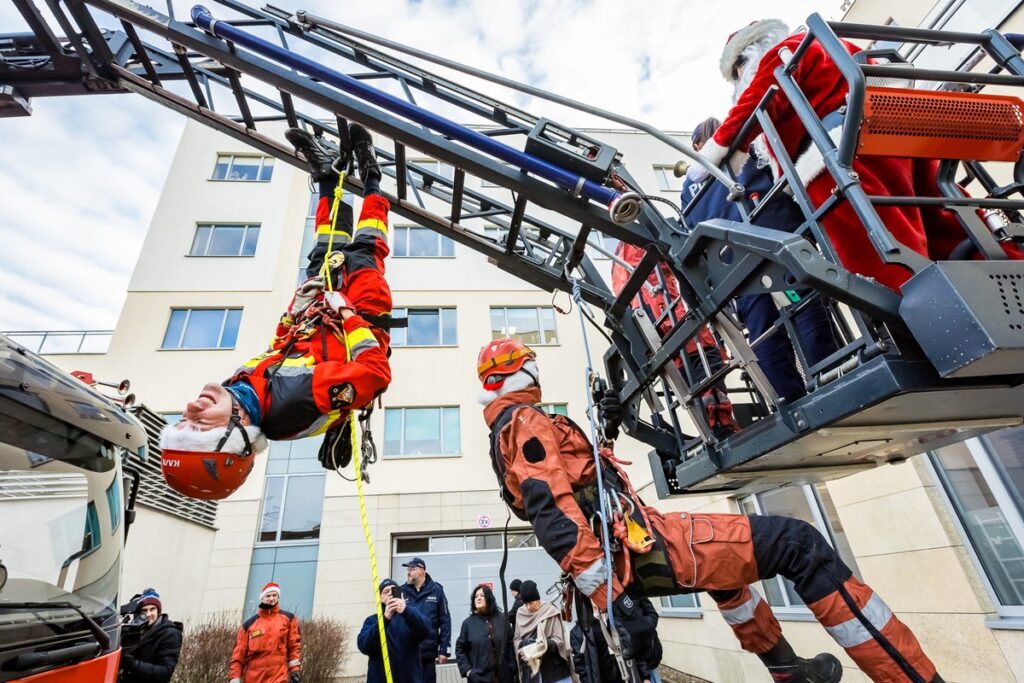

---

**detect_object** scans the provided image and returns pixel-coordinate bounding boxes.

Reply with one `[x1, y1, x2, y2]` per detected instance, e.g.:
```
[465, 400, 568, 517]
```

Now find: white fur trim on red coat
[720, 19, 790, 81]
[699, 138, 751, 177]
[793, 125, 843, 186]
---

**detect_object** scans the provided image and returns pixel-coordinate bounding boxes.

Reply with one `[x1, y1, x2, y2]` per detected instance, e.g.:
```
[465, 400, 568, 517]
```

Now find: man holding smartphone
[358, 579, 432, 683]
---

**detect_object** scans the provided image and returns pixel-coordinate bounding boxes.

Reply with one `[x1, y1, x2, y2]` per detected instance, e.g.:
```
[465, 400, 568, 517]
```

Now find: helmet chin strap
[214, 394, 254, 456]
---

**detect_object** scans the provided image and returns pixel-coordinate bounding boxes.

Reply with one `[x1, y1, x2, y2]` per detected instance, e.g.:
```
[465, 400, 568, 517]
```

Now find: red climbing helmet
[477, 338, 536, 391]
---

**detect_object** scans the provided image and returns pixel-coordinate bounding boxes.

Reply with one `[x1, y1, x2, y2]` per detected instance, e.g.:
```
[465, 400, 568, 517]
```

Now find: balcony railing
[1, 330, 114, 355]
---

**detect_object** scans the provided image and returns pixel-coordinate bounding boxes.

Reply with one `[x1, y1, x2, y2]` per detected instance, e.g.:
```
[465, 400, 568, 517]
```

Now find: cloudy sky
[0, 0, 839, 332]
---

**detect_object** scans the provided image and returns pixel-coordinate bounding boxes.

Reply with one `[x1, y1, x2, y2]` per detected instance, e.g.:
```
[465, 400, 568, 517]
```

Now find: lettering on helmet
[165, 459, 181, 468]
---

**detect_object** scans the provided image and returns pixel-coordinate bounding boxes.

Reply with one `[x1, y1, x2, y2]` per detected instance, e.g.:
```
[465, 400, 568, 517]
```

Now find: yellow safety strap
[320, 170, 347, 293]
[331, 173, 394, 683]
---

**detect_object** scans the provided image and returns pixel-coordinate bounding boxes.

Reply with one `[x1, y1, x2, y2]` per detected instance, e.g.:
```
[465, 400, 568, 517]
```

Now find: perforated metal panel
[860, 86, 1024, 161]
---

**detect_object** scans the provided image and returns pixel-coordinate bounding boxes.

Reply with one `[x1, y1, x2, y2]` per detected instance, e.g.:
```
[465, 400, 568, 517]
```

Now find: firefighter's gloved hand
[611, 593, 651, 661]
[323, 290, 353, 316]
[289, 672, 301, 683]
[289, 276, 325, 317]
[599, 389, 623, 440]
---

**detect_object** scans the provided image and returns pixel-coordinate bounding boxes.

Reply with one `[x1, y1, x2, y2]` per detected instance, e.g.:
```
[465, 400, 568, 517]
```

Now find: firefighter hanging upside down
[159, 124, 393, 499]
[478, 338, 943, 683]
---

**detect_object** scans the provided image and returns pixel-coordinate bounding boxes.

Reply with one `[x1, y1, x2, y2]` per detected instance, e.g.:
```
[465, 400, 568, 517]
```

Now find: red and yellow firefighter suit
[701, 33, 1021, 292]
[484, 385, 938, 683]
[610, 242, 736, 432]
[229, 604, 301, 683]
[226, 193, 392, 441]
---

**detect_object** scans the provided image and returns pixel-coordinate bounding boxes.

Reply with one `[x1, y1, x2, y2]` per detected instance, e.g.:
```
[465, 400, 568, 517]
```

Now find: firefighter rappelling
[4, 0, 1024, 681]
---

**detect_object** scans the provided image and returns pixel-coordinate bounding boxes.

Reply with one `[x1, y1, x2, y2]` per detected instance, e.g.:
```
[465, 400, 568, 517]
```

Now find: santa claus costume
[701, 19, 954, 292]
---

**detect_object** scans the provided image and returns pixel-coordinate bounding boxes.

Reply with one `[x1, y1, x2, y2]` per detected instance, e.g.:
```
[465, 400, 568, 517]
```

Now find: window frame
[652, 164, 684, 193]
[382, 406, 462, 458]
[393, 531, 539, 555]
[188, 223, 261, 257]
[391, 307, 458, 348]
[392, 225, 456, 259]
[210, 154, 275, 182]
[660, 592, 703, 618]
[160, 307, 242, 350]
[928, 437, 1024, 621]
[256, 472, 327, 546]
[490, 306, 560, 346]
[737, 485, 849, 620]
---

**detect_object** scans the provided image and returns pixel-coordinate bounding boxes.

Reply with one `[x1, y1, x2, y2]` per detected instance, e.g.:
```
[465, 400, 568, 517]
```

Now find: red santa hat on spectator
[260, 582, 281, 601]
[720, 19, 790, 82]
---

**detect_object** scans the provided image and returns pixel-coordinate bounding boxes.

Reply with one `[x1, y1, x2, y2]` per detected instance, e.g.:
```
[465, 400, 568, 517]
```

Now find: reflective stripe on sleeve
[575, 557, 609, 596]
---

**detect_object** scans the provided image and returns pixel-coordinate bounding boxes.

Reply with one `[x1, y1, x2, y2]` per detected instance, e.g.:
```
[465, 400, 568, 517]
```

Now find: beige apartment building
[12, 2, 1024, 680]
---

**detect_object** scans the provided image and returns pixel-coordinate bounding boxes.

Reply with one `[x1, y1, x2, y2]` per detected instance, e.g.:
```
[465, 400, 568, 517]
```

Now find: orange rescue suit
[229, 604, 301, 683]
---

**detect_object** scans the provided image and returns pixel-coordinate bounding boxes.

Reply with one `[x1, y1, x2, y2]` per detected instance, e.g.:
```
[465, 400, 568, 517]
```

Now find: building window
[653, 164, 684, 193]
[541, 404, 568, 417]
[383, 407, 461, 457]
[930, 428, 1024, 614]
[661, 592, 702, 616]
[491, 307, 559, 345]
[257, 473, 326, 543]
[106, 480, 121, 532]
[161, 308, 242, 350]
[212, 154, 274, 182]
[410, 158, 455, 181]
[189, 224, 260, 257]
[394, 226, 455, 258]
[394, 532, 538, 554]
[391, 308, 457, 347]
[243, 544, 319, 618]
[738, 484, 859, 613]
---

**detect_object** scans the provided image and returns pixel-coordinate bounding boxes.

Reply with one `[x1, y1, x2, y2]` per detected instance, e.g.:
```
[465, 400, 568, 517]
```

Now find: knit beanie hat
[510, 579, 523, 593]
[519, 580, 540, 603]
[139, 590, 162, 614]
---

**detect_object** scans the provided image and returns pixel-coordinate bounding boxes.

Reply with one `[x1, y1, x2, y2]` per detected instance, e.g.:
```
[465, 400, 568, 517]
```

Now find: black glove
[318, 421, 352, 470]
[289, 672, 301, 683]
[598, 389, 623, 440]
[119, 654, 135, 672]
[611, 594, 652, 661]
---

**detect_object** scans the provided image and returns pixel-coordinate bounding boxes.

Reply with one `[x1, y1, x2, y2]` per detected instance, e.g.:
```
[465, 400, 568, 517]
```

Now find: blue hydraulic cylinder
[191, 6, 624, 210]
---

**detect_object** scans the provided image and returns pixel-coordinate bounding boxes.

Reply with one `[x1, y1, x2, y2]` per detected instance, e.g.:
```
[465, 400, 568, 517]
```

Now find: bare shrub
[300, 616, 350, 683]
[171, 611, 236, 683]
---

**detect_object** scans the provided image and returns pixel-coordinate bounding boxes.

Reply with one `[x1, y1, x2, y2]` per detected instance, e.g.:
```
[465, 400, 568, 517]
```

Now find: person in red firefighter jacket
[230, 582, 301, 683]
[698, 19, 1021, 292]
[478, 338, 943, 683]
[610, 243, 738, 436]
[159, 125, 393, 499]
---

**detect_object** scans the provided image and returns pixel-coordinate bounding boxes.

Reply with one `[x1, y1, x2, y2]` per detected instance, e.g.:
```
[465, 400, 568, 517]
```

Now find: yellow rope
[329, 171, 394, 683]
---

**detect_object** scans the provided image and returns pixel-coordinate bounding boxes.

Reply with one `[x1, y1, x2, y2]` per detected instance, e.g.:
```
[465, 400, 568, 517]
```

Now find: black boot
[285, 127, 347, 183]
[349, 123, 382, 195]
[759, 639, 843, 683]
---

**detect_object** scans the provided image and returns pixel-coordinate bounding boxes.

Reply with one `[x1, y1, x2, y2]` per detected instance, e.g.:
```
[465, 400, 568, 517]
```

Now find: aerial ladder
[3, 0, 1024, 498]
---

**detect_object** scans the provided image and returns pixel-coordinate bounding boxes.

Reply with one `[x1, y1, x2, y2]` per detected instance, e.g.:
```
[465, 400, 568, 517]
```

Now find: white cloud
[0, 0, 838, 331]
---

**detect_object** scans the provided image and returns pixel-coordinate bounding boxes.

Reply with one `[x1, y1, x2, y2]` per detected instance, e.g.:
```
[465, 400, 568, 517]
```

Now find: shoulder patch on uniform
[523, 437, 546, 463]
[329, 382, 356, 409]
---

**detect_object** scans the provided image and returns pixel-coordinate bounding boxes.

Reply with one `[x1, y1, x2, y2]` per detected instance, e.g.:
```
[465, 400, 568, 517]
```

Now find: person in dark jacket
[682, 116, 838, 403]
[401, 557, 452, 683]
[633, 596, 663, 683]
[570, 618, 622, 683]
[506, 579, 524, 631]
[358, 578, 432, 683]
[512, 581, 573, 683]
[119, 591, 182, 683]
[455, 584, 516, 683]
